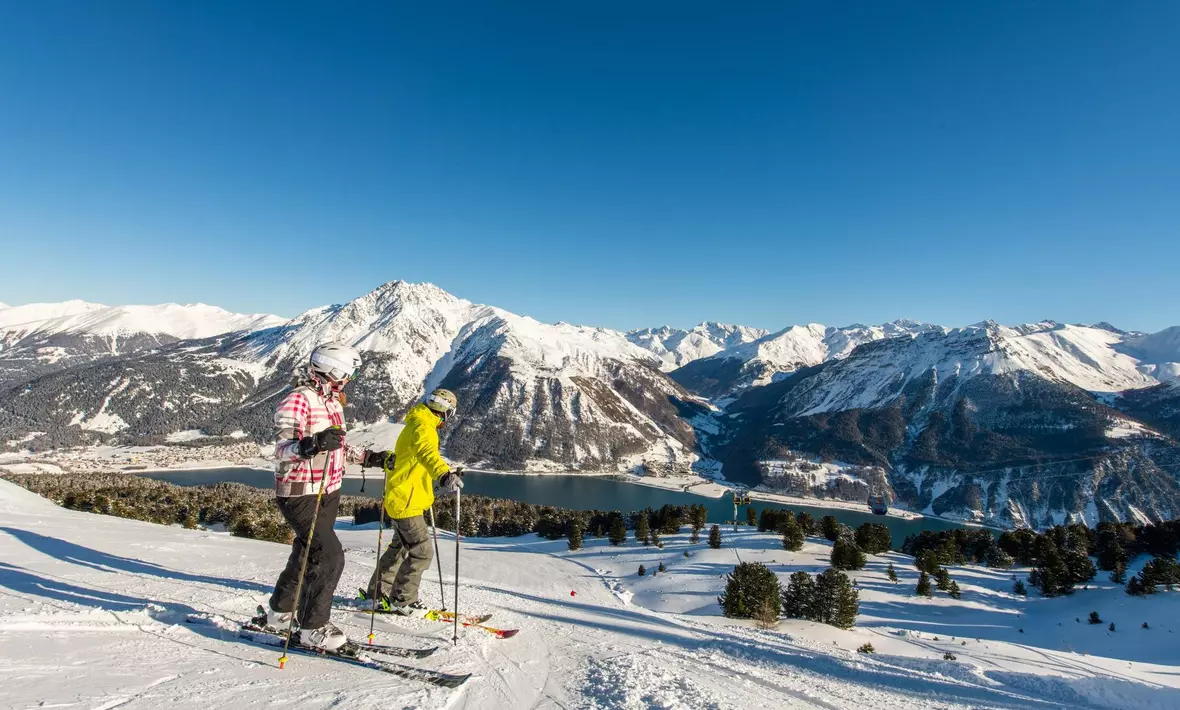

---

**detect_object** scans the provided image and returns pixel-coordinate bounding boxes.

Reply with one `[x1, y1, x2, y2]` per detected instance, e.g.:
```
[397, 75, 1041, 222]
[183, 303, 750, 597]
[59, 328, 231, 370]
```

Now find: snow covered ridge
[670, 318, 1180, 402]
[0, 300, 287, 385]
[626, 321, 769, 370]
[0, 300, 285, 340]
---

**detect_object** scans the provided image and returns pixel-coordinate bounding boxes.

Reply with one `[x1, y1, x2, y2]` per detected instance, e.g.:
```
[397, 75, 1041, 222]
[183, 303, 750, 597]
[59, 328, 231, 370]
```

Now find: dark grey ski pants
[269, 491, 343, 628]
[368, 514, 433, 605]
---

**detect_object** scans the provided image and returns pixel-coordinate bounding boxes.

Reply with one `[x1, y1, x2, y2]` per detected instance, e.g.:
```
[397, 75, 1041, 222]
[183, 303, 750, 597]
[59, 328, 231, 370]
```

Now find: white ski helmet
[425, 388, 458, 421]
[309, 343, 362, 383]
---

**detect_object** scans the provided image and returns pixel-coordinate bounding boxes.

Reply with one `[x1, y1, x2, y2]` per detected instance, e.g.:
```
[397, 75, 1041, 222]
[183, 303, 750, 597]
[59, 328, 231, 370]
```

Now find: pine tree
[781, 512, 805, 552]
[1088, 611, 1102, 624]
[782, 570, 817, 620]
[887, 562, 899, 583]
[1013, 579, 1027, 597]
[567, 520, 584, 551]
[651, 529, 662, 548]
[815, 568, 860, 629]
[638, 564, 646, 576]
[796, 512, 817, 536]
[916, 570, 933, 597]
[708, 524, 722, 549]
[609, 516, 627, 546]
[820, 515, 841, 542]
[947, 580, 962, 599]
[658, 561, 666, 573]
[854, 522, 892, 554]
[984, 545, 1015, 569]
[636, 514, 651, 546]
[594, 524, 604, 538]
[830, 537, 867, 571]
[718, 562, 781, 620]
[1110, 561, 1127, 584]
[1109, 622, 1116, 632]
[690, 504, 707, 533]
[1126, 576, 1145, 596]
[915, 550, 941, 574]
[690, 527, 700, 544]
[934, 567, 952, 592]
[746, 507, 757, 526]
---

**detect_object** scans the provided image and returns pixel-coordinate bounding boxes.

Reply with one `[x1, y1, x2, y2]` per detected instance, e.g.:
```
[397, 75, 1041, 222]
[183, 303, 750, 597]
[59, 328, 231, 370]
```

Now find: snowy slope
[2, 480, 1177, 710]
[626, 322, 768, 370]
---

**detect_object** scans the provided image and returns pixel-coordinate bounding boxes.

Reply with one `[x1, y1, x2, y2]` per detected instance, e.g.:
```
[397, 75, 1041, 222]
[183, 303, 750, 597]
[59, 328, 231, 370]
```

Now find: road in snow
[1, 480, 1177, 709]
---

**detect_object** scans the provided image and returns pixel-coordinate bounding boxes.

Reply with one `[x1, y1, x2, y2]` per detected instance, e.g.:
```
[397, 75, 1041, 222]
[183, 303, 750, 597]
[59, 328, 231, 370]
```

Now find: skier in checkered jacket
[263, 342, 393, 651]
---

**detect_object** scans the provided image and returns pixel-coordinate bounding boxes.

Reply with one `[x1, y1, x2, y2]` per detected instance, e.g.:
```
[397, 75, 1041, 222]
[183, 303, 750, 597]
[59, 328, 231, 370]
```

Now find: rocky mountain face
[702, 323, 1180, 528]
[0, 282, 699, 472]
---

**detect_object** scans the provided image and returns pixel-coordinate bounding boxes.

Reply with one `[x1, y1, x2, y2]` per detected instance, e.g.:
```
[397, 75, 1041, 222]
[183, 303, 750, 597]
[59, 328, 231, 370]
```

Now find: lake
[139, 467, 975, 543]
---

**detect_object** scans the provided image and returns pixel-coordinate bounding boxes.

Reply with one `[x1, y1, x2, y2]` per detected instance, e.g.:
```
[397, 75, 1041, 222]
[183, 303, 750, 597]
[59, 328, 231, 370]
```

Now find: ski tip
[495, 629, 520, 639]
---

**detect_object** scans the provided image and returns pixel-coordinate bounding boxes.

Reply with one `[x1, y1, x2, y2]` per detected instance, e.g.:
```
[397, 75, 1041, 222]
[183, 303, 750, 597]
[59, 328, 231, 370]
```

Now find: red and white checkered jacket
[273, 385, 363, 497]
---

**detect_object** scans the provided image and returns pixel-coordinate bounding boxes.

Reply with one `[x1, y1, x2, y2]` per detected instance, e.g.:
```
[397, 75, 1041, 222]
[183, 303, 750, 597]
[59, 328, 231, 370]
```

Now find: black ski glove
[298, 427, 345, 458]
[362, 450, 394, 469]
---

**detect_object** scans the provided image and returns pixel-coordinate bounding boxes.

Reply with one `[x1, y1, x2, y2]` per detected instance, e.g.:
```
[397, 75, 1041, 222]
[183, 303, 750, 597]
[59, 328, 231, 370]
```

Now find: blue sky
[1, 2, 1177, 332]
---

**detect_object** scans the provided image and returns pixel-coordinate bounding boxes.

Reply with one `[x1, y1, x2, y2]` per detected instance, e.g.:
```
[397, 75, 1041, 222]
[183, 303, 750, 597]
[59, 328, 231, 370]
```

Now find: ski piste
[238, 622, 470, 688]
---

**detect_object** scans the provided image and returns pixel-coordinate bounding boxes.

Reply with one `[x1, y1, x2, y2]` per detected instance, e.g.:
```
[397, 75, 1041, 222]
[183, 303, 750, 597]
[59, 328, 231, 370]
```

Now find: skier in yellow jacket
[365, 388, 463, 614]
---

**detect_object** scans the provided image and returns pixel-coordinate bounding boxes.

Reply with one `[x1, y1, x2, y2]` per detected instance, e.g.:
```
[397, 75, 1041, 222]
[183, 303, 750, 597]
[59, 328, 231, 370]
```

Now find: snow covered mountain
[3, 282, 1180, 525]
[713, 321, 1180, 527]
[0, 300, 285, 383]
[626, 322, 768, 370]
[671, 319, 940, 400]
[1118, 326, 1180, 382]
[1, 282, 700, 471]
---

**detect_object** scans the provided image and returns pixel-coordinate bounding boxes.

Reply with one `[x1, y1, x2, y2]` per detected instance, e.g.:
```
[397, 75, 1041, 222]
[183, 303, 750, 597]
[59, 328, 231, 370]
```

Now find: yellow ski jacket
[383, 403, 451, 519]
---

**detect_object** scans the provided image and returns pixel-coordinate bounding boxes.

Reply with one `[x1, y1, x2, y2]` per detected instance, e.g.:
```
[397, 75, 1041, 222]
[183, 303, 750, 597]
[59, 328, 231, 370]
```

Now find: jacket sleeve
[274, 391, 310, 462]
[411, 418, 450, 479]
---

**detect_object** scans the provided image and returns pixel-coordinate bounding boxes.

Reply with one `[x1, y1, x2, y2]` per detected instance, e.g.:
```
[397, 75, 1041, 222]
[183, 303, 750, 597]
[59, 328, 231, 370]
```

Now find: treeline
[904, 519, 1180, 598]
[355, 499, 710, 541]
[1, 473, 380, 543]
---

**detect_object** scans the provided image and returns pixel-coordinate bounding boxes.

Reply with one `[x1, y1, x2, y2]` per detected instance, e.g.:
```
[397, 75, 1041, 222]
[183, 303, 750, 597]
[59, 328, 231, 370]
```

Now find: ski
[237, 608, 439, 659]
[240, 621, 439, 659]
[340, 605, 492, 625]
[368, 612, 519, 639]
[238, 625, 470, 687]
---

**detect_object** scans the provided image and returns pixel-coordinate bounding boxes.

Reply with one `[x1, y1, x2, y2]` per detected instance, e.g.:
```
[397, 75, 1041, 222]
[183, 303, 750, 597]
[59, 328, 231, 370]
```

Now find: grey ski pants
[269, 491, 343, 628]
[368, 514, 433, 605]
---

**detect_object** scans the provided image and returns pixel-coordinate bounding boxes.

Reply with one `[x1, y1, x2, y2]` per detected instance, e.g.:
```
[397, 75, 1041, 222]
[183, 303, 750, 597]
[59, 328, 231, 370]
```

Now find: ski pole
[429, 504, 446, 611]
[367, 471, 388, 645]
[279, 426, 338, 669]
[452, 487, 460, 646]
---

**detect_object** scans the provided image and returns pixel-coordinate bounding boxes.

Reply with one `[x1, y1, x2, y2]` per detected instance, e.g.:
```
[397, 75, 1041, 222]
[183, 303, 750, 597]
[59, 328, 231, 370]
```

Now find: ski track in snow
[1, 480, 1178, 710]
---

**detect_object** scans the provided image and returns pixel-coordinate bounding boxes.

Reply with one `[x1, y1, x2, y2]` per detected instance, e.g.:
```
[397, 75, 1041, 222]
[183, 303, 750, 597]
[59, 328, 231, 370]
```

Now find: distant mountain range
[2, 283, 1178, 528]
